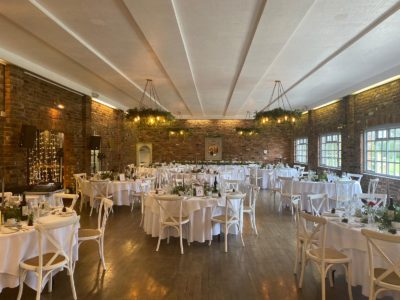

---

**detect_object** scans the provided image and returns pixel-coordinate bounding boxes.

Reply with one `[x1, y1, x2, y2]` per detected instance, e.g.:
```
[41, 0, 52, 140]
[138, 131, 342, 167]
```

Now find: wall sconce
[54, 100, 65, 110]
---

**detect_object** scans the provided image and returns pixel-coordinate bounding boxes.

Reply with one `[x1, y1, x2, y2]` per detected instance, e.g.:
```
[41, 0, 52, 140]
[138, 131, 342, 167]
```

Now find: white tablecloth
[261, 168, 299, 189]
[143, 194, 240, 243]
[0, 213, 78, 292]
[292, 181, 362, 211]
[326, 220, 400, 298]
[82, 179, 151, 206]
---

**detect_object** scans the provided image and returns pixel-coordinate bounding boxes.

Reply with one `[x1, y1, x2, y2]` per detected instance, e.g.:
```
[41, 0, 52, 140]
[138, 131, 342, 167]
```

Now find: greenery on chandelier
[235, 127, 260, 136]
[254, 108, 302, 124]
[168, 127, 192, 137]
[125, 108, 175, 126]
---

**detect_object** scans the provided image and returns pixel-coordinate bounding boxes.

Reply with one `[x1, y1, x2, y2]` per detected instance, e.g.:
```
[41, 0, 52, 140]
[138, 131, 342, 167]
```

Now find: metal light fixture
[126, 79, 174, 126]
[255, 80, 301, 124]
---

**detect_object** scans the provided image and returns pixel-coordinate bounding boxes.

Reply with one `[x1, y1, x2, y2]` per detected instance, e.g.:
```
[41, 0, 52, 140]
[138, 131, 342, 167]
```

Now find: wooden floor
[1, 191, 382, 300]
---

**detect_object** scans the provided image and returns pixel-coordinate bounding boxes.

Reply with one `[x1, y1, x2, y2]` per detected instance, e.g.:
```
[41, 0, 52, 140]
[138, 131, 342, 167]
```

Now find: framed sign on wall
[205, 137, 222, 161]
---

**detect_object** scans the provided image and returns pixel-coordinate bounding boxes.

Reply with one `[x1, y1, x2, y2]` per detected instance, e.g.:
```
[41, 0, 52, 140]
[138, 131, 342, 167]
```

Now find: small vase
[367, 211, 375, 224]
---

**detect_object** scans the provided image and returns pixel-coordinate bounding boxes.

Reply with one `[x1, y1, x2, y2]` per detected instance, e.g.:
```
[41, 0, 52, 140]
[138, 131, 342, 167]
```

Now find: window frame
[294, 137, 308, 165]
[364, 124, 400, 178]
[319, 132, 342, 169]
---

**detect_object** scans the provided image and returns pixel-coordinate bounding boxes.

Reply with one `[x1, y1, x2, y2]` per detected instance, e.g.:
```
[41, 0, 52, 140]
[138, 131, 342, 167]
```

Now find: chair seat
[281, 193, 301, 199]
[211, 215, 239, 223]
[243, 205, 253, 212]
[308, 248, 350, 263]
[163, 216, 190, 225]
[374, 268, 400, 286]
[78, 228, 102, 239]
[21, 253, 66, 269]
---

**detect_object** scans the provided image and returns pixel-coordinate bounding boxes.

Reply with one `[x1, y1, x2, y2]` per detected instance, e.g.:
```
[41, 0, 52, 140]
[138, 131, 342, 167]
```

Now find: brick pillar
[342, 95, 359, 173]
[82, 95, 92, 175]
[307, 110, 318, 170]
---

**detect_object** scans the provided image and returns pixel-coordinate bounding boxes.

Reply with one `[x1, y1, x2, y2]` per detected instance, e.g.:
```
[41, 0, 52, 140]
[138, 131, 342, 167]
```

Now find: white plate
[0, 226, 19, 234]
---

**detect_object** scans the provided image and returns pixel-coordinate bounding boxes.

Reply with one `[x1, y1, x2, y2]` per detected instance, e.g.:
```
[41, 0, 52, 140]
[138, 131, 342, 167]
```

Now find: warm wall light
[352, 75, 400, 95]
[312, 99, 341, 110]
[57, 104, 65, 109]
[92, 97, 117, 109]
[0, 58, 7, 65]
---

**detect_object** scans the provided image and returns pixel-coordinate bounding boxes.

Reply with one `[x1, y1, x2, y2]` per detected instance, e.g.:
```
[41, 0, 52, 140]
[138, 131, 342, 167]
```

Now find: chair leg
[293, 240, 300, 274]
[346, 263, 353, 300]
[156, 226, 162, 252]
[224, 223, 228, 253]
[68, 266, 78, 300]
[48, 271, 53, 292]
[238, 224, 245, 247]
[321, 263, 326, 300]
[17, 269, 27, 300]
[36, 270, 43, 300]
[179, 225, 184, 255]
[329, 269, 334, 288]
[100, 237, 107, 270]
[252, 211, 258, 235]
[298, 248, 307, 288]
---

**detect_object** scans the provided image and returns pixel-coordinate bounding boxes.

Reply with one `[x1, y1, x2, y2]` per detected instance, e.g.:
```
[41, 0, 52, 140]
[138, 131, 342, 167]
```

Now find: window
[294, 138, 308, 164]
[319, 133, 341, 168]
[365, 126, 400, 177]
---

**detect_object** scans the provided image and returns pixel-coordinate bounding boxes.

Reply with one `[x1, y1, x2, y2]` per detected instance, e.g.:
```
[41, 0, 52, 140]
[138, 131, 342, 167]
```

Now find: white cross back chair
[278, 176, 301, 215]
[209, 193, 246, 252]
[89, 179, 113, 216]
[347, 173, 363, 182]
[73, 173, 87, 211]
[243, 184, 260, 235]
[53, 193, 79, 210]
[361, 229, 400, 300]
[308, 193, 329, 216]
[17, 215, 80, 300]
[77, 197, 114, 270]
[154, 195, 190, 254]
[331, 181, 354, 209]
[298, 212, 353, 300]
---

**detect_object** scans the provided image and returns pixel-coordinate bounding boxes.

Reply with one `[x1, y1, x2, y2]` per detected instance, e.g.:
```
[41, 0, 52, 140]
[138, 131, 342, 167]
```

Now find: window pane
[364, 126, 400, 177]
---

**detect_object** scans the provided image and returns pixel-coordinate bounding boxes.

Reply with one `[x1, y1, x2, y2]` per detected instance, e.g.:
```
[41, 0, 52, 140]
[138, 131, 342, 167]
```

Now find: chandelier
[255, 80, 301, 124]
[126, 79, 174, 126]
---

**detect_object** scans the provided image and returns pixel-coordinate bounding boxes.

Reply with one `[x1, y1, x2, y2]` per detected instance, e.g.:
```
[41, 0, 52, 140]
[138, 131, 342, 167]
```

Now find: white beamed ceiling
[0, 0, 399, 118]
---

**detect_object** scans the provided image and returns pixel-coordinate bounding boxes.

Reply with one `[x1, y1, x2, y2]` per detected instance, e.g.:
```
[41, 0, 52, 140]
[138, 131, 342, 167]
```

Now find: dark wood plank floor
[1, 191, 387, 299]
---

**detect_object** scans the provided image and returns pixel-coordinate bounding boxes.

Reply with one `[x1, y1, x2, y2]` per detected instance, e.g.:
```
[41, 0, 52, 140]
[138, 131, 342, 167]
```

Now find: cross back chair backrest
[297, 166, 305, 177]
[223, 193, 246, 224]
[53, 193, 79, 210]
[347, 173, 363, 182]
[278, 176, 295, 196]
[90, 180, 110, 199]
[97, 198, 114, 233]
[368, 178, 379, 196]
[299, 212, 327, 259]
[224, 180, 241, 192]
[154, 195, 185, 225]
[35, 215, 80, 271]
[334, 180, 354, 203]
[356, 193, 387, 208]
[247, 185, 260, 210]
[308, 193, 329, 216]
[361, 228, 400, 295]
[73, 173, 86, 193]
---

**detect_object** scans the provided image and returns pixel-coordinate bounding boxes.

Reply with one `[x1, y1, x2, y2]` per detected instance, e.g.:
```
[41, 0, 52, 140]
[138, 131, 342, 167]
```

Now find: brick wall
[134, 119, 292, 164]
[2, 65, 88, 189]
[293, 79, 400, 198]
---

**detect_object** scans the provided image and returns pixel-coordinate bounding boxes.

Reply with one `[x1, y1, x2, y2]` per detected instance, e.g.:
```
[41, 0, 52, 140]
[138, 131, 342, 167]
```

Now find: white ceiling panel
[0, 0, 399, 118]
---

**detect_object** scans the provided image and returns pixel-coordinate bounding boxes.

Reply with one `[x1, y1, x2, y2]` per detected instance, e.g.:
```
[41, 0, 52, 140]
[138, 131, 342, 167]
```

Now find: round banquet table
[82, 179, 151, 206]
[0, 213, 79, 293]
[291, 180, 362, 211]
[143, 194, 240, 243]
[261, 168, 299, 189]
[325, 219, 400, 298]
